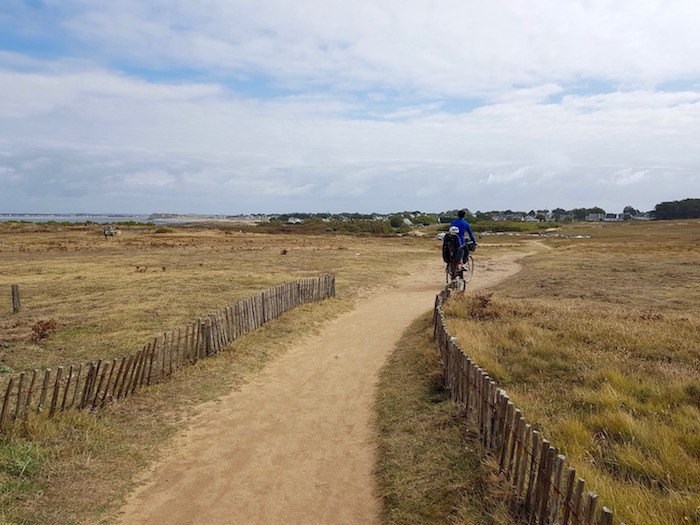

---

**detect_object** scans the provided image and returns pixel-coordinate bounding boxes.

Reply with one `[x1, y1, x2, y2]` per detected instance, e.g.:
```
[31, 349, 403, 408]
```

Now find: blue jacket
[449, 218, 476, 246]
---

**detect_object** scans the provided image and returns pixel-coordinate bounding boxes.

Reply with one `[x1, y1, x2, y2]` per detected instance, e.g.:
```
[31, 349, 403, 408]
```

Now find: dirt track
[116, 253, 525, 525]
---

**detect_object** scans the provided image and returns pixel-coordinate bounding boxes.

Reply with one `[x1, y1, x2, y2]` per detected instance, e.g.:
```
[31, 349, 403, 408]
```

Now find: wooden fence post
[61, 366, 74, 412]
[146, 341, 156, 385]
[0, 378, 14, 429]
[11, 284, 21, 313]
[69, 365, 82, 410]
[24, 370, 38, 419]
[506, 410, 523, 479]
[583, 492, 598, 525]
[549, 454, 567, 524]
[49, 367, 64, 417]
[79, 363, 96, 409]
[516, 423, 532, 497]
[99, 359, 118, 407]
[14, 372, 25, 421]
[38, 369, 51, 412]
[92, 362, 110, 407]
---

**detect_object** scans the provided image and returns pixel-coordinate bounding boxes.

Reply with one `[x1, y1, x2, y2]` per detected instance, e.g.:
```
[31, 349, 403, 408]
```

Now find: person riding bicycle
[442, 226, 461, 268]
[449, 210, 477, 262]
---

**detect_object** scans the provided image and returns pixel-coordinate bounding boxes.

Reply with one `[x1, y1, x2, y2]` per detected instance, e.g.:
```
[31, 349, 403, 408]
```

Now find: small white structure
[604, 213, 624, 222]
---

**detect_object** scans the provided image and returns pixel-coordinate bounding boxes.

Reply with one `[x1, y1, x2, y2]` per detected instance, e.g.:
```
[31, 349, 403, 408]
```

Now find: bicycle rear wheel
[461, 255, 474, 283]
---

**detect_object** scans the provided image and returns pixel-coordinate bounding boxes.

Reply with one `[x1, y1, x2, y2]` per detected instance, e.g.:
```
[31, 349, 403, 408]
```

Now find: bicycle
[445, 242, 476, 287]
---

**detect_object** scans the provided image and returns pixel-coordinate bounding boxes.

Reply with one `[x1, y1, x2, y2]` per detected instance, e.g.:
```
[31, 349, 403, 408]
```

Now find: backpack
[442, 233, 460, 263]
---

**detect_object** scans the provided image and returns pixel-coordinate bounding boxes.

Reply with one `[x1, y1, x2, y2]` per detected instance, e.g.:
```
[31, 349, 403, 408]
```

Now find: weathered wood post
[11, 284, 21, 313]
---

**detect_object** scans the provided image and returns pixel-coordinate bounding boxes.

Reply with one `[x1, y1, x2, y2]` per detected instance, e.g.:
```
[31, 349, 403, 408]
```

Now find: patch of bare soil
[114, 253, 525, 525]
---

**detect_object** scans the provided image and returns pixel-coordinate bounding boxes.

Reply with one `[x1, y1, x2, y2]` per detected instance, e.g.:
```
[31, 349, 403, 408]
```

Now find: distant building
[494, 212, 526, 221]
[586, 213, 605, 222]
[604, 213, 623, 222]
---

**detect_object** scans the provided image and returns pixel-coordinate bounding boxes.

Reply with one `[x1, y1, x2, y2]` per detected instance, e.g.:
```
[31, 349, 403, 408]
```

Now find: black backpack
[442, 233, 460, 263]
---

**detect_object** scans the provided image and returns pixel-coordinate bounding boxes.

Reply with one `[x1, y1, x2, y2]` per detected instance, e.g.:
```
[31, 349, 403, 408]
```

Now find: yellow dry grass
[444, 219, 700, 525]
[0, 222, 434, 370]
[0, 222, 438, 525]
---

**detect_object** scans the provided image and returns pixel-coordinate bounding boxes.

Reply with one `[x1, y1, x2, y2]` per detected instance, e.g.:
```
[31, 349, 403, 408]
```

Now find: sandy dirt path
[116, 253, 525, 525]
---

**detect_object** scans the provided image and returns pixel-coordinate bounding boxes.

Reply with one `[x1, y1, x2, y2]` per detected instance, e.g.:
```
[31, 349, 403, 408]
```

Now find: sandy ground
[115, 253, 525, 525]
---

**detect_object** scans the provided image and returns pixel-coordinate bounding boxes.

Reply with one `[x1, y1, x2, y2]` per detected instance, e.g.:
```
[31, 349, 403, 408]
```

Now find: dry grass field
[0, 221, 438, 525]
[0, 222, 435, 371]
[1, 219, 696, 524]
[444, 220, 700, 525]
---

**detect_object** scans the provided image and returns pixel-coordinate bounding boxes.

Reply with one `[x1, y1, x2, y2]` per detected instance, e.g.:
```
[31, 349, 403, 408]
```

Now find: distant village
[214, 206, 651, 226]
[143, 199, 697, 224]
[4, 203, 683, 225]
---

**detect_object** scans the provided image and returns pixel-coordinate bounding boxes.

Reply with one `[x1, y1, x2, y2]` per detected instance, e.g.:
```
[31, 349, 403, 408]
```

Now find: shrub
[31, 319, 58, 343]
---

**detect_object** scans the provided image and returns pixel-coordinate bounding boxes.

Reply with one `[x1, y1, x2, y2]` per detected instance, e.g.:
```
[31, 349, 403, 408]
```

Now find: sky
[1, 1, 699, 215]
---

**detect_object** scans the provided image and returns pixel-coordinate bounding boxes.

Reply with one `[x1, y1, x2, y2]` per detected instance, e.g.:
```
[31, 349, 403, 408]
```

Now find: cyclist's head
[458, 210, 466, 219]
[449, 226, 459, 235]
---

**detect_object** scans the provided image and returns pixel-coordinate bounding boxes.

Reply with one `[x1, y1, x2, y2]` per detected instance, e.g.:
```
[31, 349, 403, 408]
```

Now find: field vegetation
[375, 314, 512, 525]
[0, 221, 438, 524]
[0, 221, 436, 371]
[3, 219, 695, 524]
[443, 219, 700, 524]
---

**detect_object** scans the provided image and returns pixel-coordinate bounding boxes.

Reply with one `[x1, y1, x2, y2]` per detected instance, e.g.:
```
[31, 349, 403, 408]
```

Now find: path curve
[116, 253, 525, 525]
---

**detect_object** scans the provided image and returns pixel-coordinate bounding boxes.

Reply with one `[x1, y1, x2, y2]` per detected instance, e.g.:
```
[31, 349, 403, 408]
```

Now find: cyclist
[449, 210, 477, 263]
[442, 226, 462, 281]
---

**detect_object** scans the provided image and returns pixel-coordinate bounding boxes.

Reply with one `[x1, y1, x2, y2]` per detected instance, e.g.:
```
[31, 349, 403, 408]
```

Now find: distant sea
[0, 214, 175, 225]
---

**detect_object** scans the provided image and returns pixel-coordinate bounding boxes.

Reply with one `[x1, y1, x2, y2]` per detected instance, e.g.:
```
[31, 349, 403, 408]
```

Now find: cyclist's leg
[449, 256, 460, 280]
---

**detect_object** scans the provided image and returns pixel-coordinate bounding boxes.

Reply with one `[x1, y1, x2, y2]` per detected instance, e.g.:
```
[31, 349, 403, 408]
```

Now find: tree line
[652, 198, 700, 220]
[268, 198, 698, 229]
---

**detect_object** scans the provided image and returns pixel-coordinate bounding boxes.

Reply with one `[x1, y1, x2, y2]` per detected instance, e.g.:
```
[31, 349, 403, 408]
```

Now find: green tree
[653, 198, 700, 219]
[389, 215, 404, 228]
[551, 208, 566, 219]
[623, 205, 641, 219]
[570, 208, 588, 221]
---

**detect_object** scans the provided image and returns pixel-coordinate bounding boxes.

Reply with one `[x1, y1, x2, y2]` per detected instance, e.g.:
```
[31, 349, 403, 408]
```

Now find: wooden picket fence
[433, 287, 627, 525]
[0, 274, 335, 427]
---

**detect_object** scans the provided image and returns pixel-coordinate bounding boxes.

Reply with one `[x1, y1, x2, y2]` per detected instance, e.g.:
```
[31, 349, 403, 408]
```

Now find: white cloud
[36, 1, 700, 96]
[122, 169, 175, 187]
[481, 167, 528, 185]
[1, 63, 698, 212]
[1, 1, 699, 213]
[604, 169, 651, 186]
